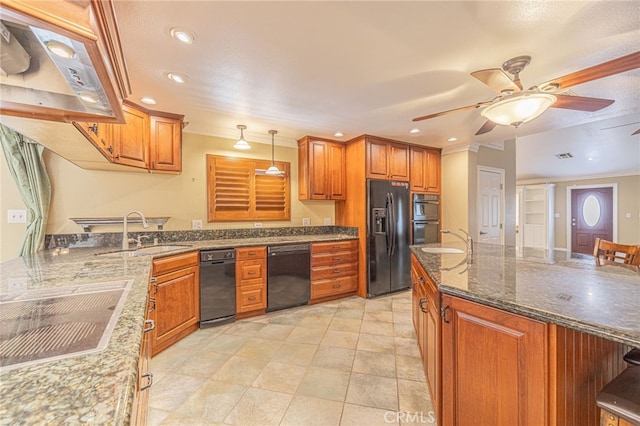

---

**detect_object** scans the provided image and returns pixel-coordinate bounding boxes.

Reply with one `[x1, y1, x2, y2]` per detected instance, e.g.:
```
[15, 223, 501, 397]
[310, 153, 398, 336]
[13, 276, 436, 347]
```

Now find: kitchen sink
[421, 247, 465, 254]
[97, 245, 191, 257]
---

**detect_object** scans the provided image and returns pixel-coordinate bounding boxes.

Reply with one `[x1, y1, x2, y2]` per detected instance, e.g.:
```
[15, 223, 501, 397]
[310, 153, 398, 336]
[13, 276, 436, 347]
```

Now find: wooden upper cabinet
[113, 103, 149, 168]
[0, 0, 129, 123]
[365, 137, 409, 180]
[149, 115, 182, 172]
[298, 136, 346, 200]
[410, 146, 441, 193]
[73, 121, 115, 160]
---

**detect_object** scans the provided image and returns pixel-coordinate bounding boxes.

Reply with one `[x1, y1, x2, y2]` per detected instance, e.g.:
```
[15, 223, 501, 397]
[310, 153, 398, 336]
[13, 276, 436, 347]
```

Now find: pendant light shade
[233, 124, 251, 150]
[481, 91, 557, 127]
[265, 130, 283, 175]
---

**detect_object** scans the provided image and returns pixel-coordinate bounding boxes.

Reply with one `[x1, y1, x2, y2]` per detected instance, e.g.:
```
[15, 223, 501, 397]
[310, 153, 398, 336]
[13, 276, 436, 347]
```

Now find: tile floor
[147, 290, 435, 425]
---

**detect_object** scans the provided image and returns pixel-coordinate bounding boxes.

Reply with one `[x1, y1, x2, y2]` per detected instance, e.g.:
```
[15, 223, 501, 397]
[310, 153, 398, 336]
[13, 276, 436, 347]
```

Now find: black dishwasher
[267, 244, 310, 312]
[200, 249, 236, 328]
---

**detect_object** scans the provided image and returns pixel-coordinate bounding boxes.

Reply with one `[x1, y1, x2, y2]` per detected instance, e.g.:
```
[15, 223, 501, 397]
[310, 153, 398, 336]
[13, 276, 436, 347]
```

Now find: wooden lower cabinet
[149, 251, 199, 356]
[310, 240, 358, 302]
[131, 292, 154, 425]
[236, 246, 267, 317]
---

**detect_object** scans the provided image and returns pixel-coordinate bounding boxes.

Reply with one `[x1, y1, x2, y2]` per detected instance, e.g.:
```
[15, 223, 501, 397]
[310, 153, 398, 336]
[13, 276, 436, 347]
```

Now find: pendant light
[233, 124, 251, 150]
[265, 130, 282, 175]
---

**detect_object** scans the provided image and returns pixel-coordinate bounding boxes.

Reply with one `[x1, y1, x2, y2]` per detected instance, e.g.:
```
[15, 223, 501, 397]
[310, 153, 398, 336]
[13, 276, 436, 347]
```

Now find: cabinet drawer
[311, 262, 358, 281]
[311, 275, 357, 299]
[237, 283, 266, 312]
[311, 240, 358, 254]
[237, 260, 266, 281]
[236, 246, 267, 260]
[152, 251, 198, 276]
[311, 250, 358, 267]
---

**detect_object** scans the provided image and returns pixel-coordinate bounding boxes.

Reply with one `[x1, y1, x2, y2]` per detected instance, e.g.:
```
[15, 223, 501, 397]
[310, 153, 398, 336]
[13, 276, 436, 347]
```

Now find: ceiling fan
[412, 51, 640, 135]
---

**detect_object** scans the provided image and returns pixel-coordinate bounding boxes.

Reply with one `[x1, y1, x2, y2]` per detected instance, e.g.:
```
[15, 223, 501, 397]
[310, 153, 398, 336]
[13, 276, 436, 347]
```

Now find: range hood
[0, 0, 129, 123]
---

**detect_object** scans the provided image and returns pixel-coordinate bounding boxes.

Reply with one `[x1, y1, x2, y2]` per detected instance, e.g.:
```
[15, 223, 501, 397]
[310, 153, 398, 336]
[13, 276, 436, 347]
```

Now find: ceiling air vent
[555, 152, 573, 159]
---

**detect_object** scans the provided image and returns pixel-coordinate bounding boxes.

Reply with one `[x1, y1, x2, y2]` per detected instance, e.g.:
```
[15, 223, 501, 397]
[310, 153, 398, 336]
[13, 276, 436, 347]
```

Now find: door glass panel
[582, 195, 601, 227]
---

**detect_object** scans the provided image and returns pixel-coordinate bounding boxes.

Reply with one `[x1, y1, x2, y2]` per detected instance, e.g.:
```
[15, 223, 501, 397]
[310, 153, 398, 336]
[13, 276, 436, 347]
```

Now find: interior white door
[478, 168, 504, 244]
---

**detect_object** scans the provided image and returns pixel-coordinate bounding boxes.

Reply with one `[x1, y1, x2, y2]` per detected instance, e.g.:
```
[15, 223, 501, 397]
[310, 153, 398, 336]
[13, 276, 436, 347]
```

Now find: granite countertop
[410, 243, 640, 347]
[0, 232, 357, 425]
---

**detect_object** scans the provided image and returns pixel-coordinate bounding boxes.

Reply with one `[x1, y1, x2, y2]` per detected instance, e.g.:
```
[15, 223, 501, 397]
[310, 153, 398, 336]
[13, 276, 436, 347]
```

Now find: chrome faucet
[122, 210, 149, 250]
[441, 228, 474, 255]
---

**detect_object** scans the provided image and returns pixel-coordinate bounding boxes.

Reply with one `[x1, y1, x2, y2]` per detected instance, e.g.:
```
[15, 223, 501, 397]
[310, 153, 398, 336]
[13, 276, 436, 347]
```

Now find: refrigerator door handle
[385, 192, 391, 255]
[389, 192, 396, 255]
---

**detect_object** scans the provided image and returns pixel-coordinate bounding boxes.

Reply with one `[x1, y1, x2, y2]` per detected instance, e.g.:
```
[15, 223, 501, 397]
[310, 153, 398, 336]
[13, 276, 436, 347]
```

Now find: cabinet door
[114, 104, 149, 168]
[150, 115, 182, 172]
[441, 294, 547, 426]
[75, 121, 114, 160]
[151, 265, 199, 356]
[410, 147, 427, 192]
[425, 149, 441, 193]
[327, 142, 346, 200]
[309, 140, 329, 199]
[366, 139, 389, 179]
[388, 143, 409, 180]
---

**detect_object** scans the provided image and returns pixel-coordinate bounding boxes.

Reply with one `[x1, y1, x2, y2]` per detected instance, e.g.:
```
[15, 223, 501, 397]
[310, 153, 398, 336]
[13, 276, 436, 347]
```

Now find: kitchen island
[410, 242, 639, 426]
[0, 231, 356, 425]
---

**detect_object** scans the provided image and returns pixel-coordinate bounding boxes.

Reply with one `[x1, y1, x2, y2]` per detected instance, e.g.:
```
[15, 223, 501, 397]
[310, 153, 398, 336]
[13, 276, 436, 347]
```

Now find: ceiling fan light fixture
[234, 124, 251, 150]
[481, 91, 556, 127]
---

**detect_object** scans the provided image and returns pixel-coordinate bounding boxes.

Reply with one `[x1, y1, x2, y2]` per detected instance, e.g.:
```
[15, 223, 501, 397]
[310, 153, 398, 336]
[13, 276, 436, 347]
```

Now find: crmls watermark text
[384, 411, 436, 424]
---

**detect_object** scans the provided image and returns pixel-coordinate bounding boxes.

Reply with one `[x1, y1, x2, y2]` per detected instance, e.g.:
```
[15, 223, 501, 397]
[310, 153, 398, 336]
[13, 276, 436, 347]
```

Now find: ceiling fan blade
[412, 102, 490, 122]
[471, 68, 520, 93]
[632, 129, 640, 136]
[475, 120, 497, 135]
[551, 94, 615, 111]
[540, 51, 640, 90]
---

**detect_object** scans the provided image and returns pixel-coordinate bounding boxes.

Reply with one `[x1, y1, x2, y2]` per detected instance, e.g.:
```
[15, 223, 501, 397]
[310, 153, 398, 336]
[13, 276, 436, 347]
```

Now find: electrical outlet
[7, 210, 27, 224]
[302, 217, 311, 226]
[626, 212, 632, 219]
[191, 219, 203, 229]
[324, 218, 332, 225]
[254, 222, 263, 228]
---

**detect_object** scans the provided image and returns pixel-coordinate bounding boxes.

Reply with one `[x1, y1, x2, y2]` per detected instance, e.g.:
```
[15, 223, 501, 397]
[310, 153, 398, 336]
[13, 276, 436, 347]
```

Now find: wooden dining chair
[593, 238, 640, 274]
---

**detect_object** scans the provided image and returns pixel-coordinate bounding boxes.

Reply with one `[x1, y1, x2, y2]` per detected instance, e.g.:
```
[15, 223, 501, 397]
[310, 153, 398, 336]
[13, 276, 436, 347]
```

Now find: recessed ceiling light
[448, 137, 458, 142]
[45, 40, 75, 59]
[410, 128, 420, 134]
[140, 97, 157, 105]
[167, 72, 188, 83]
[334, 132, 344, 137]
[587, 157, 594, 161]
[170, 28, 195, 45]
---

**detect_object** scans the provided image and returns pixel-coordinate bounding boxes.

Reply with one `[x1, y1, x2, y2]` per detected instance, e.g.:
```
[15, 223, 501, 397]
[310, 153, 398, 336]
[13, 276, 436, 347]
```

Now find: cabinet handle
[332, 257, 342, 262]
[144, 319, 155, 333]
[332, 284, 342, 289]
[332, 245, 342, 249]
[248, 251, 256, 256]
[419, 298, 428, 313]
[441, 305, 451, 323]
[148, 297, 156, 313]
[332, 269, 342, 274]
[248, 296, 257, 301]
[248, 271, 256, 275]
[107, 146, 114, 154]
[88, 123, 99, 135]
[140, 372, 154, 391]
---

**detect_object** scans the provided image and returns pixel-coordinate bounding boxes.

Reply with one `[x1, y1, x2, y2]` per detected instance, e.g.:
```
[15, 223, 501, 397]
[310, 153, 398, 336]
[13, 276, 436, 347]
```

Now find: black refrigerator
[367, 179, 411, 297]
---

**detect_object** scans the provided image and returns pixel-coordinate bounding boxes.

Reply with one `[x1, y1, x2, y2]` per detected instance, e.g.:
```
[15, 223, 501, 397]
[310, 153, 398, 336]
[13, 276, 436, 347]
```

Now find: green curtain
[0, 123, 51, 256]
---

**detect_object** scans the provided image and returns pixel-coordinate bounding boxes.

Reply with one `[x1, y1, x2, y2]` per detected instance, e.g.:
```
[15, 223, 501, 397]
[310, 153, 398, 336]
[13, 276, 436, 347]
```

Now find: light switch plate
[7, 210, 27, 224]
[254, 222, 263, 228]
[191, 219, 203, 229]
[302, 218, 310, 226]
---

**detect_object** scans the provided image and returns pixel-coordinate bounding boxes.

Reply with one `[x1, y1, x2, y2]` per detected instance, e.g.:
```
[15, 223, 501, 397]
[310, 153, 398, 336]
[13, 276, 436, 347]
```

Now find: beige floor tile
[356, 333, 395, 354]
[363, 311, 394, 323]
[393, 311, 412, 324]
[211, 355, 268, 386]
[148, 373, 206, 411]
[296, 366, 351, 402]
[280, 395, 344, 426]
[334, 308, 364, 319]
[394, 337, 422, 358]
[255, 323, 295, 340]
[338, 297, 367, 309]
[223, 387, 293, 425]
[352, 350, 397, 378]
[150, 346, 192, 372]
[266, 312, 305, 325]
[397, 378, 433, 414]
[235, 337, 283, 361]
[172, 380, 247, 422]
[252, 361, 307, 393]
[360, 319, 395, 336]
[311, 346, 355, 372]
[203, 333, 250, 354]
[160, 412, 220, 425]
[174, 351, 230, 378]
[298, 315, 333, 330]
[365, 298, 393, 312]
[286, 326, 326, 344]
[300, 305, 338, 317]
[329, 317, 362, 333]
[399, 411, 438, 426]
[224, 321, 267, 336]
[393, 321, 417, 339]
[340, 403, 399, 425]
[345, 372, 398, 411]
[396, 355, 426, 382]
[147, 407, 169, 426]
[320, 330, 359, 350]
[271, 342, 318, 366]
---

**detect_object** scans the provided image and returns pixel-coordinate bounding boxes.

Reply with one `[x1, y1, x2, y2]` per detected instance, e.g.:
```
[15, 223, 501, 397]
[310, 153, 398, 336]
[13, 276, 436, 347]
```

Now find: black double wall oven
[412, 193, 440, 245]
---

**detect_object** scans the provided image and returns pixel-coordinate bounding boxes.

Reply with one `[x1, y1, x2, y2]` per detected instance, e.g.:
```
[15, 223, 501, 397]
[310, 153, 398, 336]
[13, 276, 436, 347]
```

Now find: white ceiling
[112, 1, 640, 182]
